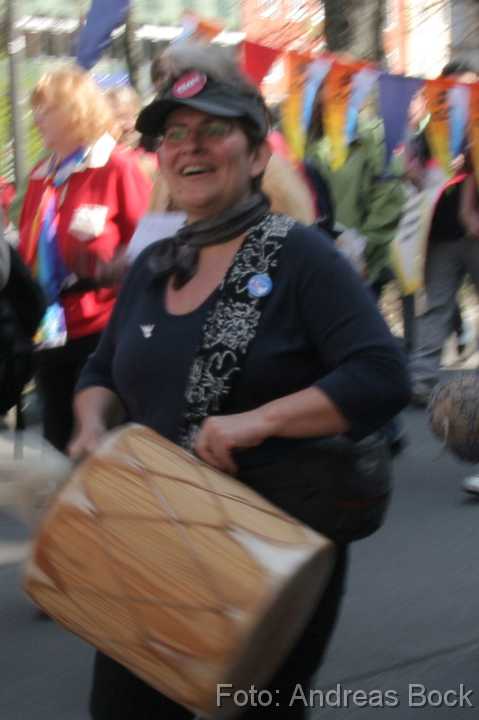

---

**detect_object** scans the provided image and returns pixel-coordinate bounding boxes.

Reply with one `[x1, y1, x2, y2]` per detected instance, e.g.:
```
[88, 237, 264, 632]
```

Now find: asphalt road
[1, 398, 479, 719]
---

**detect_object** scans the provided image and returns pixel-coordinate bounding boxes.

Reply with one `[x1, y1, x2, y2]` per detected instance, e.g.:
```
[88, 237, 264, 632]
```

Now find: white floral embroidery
[186, 353, 237, 410]
[203, 301, 261, 351]
[179, 214, 295, 449]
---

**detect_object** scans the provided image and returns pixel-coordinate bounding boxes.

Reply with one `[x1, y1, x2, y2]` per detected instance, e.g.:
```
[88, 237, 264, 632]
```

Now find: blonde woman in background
[18, 65, 152, 453]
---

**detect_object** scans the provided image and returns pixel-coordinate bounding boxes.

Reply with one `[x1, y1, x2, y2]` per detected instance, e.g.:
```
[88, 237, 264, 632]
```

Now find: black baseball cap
[136, 70, 269, 138]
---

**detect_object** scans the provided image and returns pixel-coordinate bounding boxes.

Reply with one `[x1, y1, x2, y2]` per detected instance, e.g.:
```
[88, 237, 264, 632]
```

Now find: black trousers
[90, 546, 348, 720]
[35, 333, 101, 453]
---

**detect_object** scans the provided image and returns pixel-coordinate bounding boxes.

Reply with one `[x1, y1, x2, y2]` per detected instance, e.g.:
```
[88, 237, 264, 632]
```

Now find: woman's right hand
[69, 387, 121, 462]
[68, 421, 107, 463]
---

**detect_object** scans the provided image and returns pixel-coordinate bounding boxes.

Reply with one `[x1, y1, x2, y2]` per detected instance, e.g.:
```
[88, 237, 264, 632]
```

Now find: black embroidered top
[77, 217, 410, 452]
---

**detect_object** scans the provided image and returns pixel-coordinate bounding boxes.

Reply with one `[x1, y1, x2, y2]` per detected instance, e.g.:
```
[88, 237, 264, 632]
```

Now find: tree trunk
[324, 0, 386, 62]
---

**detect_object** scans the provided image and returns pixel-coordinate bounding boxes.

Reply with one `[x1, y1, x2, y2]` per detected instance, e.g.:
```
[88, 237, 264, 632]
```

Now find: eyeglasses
[160, 119, 236, 146]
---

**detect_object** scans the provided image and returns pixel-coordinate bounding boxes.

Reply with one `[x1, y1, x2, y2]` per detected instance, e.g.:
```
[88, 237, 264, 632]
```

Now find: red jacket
[19, 135, 152, 340]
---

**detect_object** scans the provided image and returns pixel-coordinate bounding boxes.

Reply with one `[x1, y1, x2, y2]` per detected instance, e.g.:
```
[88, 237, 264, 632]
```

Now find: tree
[324, 0, 386, 63]
[123, 8, 141, 91]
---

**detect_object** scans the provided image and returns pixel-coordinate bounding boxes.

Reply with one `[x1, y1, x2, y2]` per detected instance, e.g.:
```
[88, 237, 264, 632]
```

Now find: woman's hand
[67, 243, 94, 279]
[194, 387, 350, 475]
[194, 409, 272, 475]
[67, 246, 129, 286]
[94, 249, 129, 287]
[70, 387, 121, 462]
[68, 420, 108, 463]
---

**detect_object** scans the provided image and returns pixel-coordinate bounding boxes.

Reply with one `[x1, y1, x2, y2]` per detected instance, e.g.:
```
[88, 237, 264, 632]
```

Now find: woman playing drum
[70, 42, 410, 720]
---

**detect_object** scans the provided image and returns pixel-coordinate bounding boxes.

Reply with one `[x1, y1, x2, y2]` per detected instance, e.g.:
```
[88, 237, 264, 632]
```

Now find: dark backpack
[0, 246, 46, 424]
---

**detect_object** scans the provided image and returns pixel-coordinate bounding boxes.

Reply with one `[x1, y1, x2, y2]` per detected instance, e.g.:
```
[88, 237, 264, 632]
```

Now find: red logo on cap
[172, 71, 207, 99]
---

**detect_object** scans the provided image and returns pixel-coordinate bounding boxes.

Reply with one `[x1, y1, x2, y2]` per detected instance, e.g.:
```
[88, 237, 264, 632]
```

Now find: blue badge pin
[248, 273, 273, 299]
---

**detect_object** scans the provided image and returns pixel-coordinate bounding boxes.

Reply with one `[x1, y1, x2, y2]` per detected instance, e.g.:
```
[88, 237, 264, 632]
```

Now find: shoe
[462, 475, 479, 496]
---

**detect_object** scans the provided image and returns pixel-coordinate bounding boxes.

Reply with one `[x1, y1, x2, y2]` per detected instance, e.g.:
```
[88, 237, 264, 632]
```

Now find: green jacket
[309, 120, 406, 284]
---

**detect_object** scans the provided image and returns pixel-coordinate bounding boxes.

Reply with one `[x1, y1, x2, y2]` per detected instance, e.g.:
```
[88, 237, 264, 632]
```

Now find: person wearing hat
[147, 48, 316, 225]
[70, 42, 410, 719]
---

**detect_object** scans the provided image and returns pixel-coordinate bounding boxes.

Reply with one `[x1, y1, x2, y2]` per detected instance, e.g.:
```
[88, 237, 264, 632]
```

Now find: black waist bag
[237, 434, 392, 545]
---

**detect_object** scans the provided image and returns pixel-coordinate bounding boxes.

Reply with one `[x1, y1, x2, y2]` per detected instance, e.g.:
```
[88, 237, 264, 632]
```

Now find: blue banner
[449, 84, 470, 158]
[302, 58, 332, 132]
[378, 73, 423, 168]
[76, 0, 131, 70]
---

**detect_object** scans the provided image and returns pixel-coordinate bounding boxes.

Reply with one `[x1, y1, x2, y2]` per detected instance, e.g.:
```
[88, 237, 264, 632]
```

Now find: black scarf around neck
[148, 192, 270, 289]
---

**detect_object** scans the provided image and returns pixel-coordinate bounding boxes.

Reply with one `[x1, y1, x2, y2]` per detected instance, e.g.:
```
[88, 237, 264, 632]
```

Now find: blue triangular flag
[378, 73, 424, 167]
[76, 0, 131, 71]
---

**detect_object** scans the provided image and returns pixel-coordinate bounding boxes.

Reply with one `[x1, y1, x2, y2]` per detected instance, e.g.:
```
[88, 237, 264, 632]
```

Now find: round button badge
[172, 71, 207, 99]
[247, 273, 273, 299]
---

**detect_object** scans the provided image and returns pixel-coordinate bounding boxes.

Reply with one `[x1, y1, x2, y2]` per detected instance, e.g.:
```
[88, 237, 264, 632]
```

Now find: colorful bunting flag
[423, 78, 454, 176]
[76, 0, 130, 70]
[281, 50, 312, 162]
[175, 13, 224, 43]
[345, 67, 380, 143]
[378, 74, 424, 168]
[322, 61, 369, 171]
[242, 41, 281, 87]
[302, 58, 333, 133]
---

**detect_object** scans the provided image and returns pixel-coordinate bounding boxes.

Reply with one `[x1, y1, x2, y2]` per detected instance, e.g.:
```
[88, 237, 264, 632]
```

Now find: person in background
[105, 85, 159, 181]
[307, 83, 407, 454]
[268, 103, 335, 233]
[261, 153, 316, 223]
[8, 83, 157, 231]
[456, 159, 479, 496]
[106, 84, 142, 149]
[18, 65, 152, 453]
[0, 208, 46, 433]
[436, 61, 476, 356]
[302, 158, 336, 235]
[267, 103, 293, 161]
[409, 60, 478, 406]
[307, 87, 405, 297]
